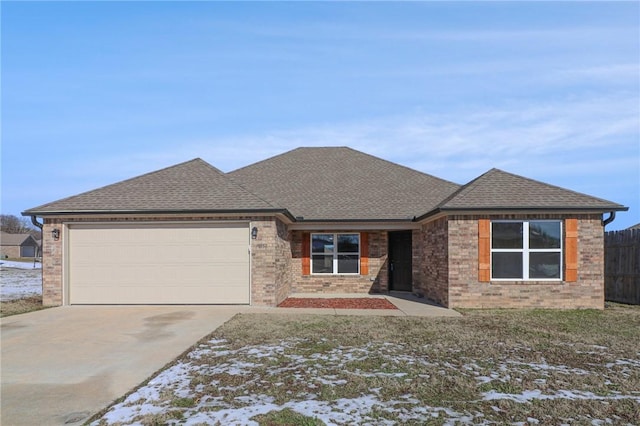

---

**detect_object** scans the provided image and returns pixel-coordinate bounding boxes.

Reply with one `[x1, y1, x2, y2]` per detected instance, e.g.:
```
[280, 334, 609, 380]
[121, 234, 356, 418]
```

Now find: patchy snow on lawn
[0, 259, 42, 270]
[95, 359, 483, 426]
[0, 262, 42, 301]
[483, 389, 640, 403]
[92, 338, 640, 426]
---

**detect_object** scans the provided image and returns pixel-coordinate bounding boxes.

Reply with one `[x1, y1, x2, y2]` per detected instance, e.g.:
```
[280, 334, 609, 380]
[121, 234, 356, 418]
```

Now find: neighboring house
[0, 231, 41, 258]
[23, 147, 627, 309]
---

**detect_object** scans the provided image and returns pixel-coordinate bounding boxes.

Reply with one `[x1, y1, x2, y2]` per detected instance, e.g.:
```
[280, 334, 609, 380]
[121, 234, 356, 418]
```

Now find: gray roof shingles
[0, 232, 36, 246]
[228, 147, 461, 220]
[23, 158, 278, 214]
[435, 168, 626, 212]
[23, 148, 627, 220]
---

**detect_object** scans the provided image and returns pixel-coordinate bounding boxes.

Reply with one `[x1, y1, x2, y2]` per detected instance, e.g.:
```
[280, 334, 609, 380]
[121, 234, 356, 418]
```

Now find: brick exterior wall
[42, 219, 64, 306]
[250, 218, 293, 306]
[414, 218, 449, 306]
[274, 219, 293, 305]
[290, 230, 388, 295]
[411, 229, 422, 296]
[39, 213, 605, 309]
[446, 214, 605, 309]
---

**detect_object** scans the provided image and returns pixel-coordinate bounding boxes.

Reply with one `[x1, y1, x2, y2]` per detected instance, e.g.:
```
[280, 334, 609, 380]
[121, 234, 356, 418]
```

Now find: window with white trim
[311, 233, 360, 274]
[491, 221, 562, 280]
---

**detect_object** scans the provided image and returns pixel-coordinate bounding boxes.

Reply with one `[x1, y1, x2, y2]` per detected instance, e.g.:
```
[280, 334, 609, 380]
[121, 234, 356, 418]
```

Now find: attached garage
[67, 222, 250, 304]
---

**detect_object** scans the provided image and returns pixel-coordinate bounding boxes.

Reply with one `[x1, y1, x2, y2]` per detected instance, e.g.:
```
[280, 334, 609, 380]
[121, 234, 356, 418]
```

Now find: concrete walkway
[0, 297, 458, 425]
[253, 292, 462, 317]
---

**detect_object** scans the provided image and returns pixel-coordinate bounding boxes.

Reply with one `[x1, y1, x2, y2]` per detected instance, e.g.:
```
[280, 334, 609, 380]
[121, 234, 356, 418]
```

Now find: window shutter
[360, 232, 369, 275]
[302, 233, 310, 275]
[478, 219, 491, 282]
[565, 219, 578, 282]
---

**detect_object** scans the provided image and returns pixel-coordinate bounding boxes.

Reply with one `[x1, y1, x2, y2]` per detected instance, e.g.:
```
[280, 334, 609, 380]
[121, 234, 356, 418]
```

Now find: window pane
[312, 255, 333, 273]
[312, 234, 334, 253]
[338, 255, 359, 273]
[337, 234, 359, 253]
[530, 253, 561, 279]
[492, 252, 523, 279]
[529, 222, 561, 249]
[492, 223, 523, 249]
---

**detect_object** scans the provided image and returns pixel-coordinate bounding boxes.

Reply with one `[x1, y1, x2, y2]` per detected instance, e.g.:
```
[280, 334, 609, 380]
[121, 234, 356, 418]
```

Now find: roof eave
[289, 218, 419, 231]
[415, 206, 629, 223]
[295, 218, 416, 223]
[22, 208, 298, 222]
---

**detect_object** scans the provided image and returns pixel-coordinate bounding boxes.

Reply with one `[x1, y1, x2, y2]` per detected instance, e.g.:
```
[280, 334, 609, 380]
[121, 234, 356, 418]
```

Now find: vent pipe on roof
[602, 211, 616, 227]
[30, 215, 43, 230]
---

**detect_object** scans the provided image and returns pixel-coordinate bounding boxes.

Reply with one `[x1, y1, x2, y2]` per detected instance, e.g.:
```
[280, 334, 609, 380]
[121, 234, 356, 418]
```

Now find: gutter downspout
[30, 215, 43, 230]
[602, 211, 616, 227]
[29, 216, 44, 265]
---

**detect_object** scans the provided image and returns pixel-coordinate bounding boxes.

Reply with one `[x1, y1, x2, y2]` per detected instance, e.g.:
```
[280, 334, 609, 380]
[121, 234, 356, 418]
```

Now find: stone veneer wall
[290, 230, 388, 294]
[40, 215, 286, 307]
[414, 218, 449, 306]
[447, 214, 605, 309]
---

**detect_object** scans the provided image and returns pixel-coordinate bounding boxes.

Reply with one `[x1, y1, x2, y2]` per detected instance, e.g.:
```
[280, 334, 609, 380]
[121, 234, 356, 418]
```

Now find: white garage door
[68, 223, 250, 304]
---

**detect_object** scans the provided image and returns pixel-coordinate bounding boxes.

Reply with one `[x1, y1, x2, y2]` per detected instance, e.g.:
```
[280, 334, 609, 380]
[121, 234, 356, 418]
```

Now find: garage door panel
[68, 223, 250, 304]
[70, 285, 249, 305]
[71, 263, 249, 283]
[71, 241, 249, 264]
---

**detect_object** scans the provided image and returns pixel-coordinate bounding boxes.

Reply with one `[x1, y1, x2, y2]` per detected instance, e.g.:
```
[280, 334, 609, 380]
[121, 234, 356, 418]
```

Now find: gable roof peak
[23, 157, 279, 215]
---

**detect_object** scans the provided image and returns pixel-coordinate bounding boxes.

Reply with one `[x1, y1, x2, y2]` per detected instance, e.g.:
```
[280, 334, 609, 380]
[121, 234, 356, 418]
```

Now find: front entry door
[389, 230, 412, 292]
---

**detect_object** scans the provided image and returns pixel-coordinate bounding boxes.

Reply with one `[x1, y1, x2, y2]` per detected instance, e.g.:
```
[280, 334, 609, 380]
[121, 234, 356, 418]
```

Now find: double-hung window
[311, 233, 360, 274]
[491, 221, 562, 280]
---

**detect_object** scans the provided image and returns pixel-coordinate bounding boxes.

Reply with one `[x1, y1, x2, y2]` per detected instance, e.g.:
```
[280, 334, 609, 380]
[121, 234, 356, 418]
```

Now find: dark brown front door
[389, 230, 412, 291]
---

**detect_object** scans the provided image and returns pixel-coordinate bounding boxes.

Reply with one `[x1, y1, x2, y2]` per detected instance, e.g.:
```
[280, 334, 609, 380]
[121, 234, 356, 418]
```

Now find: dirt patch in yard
[277, 297, 398, 309]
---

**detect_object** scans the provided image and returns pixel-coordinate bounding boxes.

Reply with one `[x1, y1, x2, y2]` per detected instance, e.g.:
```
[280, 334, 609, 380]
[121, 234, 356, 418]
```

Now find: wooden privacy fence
[605, 229, 640, 305]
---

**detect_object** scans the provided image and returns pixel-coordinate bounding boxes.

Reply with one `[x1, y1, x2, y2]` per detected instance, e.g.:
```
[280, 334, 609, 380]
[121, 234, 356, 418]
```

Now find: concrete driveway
[1, 305, 245, 426]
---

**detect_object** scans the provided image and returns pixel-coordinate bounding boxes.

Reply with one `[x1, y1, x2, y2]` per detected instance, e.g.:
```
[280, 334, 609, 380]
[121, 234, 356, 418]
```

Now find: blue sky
[2, 1, 639, 230]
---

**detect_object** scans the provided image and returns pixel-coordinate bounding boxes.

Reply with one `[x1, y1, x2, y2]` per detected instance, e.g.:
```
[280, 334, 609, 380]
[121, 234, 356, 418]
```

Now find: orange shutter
[360, 232, 369, 275]
[565, 219, 578, 282]
[478, 219, 491, 282]
[302, 233, 310, 275]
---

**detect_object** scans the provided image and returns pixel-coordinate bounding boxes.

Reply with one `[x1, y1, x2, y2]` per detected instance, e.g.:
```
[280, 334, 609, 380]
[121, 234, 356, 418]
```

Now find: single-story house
[23, 147, 627, 309]
[0, 231, 41, 258]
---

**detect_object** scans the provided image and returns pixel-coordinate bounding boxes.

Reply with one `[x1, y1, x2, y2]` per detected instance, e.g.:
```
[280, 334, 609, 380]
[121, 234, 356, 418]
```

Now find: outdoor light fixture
[251, 227, 258, 239]
[51, 228, 60, 240]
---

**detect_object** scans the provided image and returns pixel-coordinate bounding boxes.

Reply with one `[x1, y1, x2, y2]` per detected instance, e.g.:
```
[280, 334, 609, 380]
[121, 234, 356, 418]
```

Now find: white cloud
[61, 92, 636, 183]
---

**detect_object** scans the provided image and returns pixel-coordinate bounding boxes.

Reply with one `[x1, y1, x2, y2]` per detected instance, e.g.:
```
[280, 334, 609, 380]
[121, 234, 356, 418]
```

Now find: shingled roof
[432, 168, 626, 213]
[0, 232, 38, 247]
[23, 159, 279, 215]
[23, 148, 626, 221]
[229, 147, 461, 221]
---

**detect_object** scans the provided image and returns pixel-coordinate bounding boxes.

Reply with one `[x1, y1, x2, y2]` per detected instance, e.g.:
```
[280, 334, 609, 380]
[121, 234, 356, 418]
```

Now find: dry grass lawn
[0, 295, 47, 317]
[92, 304, 640, 425]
